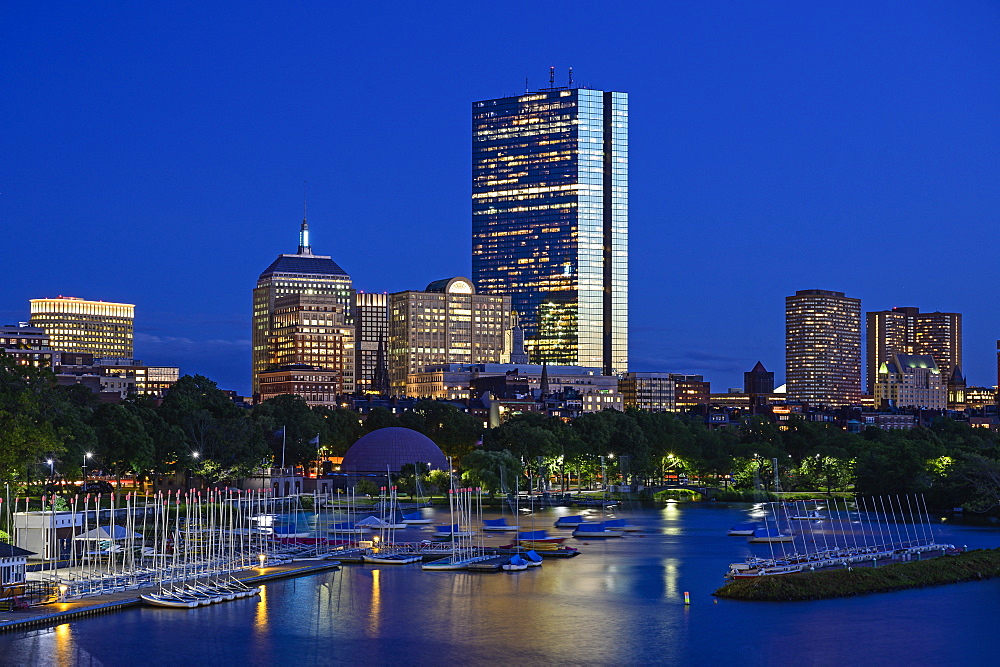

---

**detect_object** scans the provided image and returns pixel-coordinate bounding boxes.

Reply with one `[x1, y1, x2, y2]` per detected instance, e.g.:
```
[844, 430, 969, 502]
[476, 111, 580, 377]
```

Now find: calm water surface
[3, 503, 999, 666]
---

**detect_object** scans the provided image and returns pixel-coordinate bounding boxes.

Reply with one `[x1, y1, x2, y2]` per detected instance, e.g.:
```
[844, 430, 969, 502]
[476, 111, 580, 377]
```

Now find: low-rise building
[874, 354, 946, 410]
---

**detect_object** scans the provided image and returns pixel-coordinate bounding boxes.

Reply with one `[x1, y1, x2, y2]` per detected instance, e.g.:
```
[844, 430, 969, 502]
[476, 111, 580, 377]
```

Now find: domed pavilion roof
[340, 427, 449, 474]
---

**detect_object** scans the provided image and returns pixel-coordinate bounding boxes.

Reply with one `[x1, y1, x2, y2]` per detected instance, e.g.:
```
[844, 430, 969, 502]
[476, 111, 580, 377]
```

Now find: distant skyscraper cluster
[250, 77, 631, 413]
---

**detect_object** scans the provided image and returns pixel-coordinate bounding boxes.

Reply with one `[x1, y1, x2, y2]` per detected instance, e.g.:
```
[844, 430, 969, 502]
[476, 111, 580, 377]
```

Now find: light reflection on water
[3, 504, 1000, 665]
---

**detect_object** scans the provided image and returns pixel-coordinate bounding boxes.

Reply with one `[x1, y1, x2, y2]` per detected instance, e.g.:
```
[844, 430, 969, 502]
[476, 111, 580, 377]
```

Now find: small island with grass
[715, 548, 1000, 602]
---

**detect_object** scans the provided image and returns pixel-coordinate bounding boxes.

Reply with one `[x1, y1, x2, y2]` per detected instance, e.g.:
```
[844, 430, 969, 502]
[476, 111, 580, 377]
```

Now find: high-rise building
[29, 297, 134, 358]
[786, 289, 862, 407]
[388, 277, 513, 394]
[252, 217, 353, 397]
[866, 307, 961, 393]
[472, 79, 628, 375]
[353, 292, 389, 395]
[270, 294, 354, 396]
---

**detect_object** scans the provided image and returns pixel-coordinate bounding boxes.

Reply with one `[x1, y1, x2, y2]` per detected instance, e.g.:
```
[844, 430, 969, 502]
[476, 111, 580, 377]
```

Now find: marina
[4, 502, 999, 665]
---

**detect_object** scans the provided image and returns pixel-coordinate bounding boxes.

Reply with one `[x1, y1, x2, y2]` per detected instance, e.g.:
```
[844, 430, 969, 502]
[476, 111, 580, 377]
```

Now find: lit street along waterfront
[4, 503, 999, 665]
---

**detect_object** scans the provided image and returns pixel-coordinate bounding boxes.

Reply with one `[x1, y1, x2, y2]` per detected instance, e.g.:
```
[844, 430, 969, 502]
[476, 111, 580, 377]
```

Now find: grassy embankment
[714, 548, 1000, 602]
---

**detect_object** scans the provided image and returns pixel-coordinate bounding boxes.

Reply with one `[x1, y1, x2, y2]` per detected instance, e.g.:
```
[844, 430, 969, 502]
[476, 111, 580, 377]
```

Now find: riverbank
[714, 548, 1000, 602]
[0, 560, 340, 633]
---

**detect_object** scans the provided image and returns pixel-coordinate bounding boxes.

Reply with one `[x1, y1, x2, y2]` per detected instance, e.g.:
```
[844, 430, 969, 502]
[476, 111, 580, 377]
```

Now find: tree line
[3, 355, 1000, 511]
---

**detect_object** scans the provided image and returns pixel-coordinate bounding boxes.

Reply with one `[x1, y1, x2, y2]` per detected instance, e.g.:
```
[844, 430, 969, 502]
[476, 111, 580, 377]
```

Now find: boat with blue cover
[572, 522, 625, 538]
[482, 517, 519, 532]
[554, 515, 586, 528]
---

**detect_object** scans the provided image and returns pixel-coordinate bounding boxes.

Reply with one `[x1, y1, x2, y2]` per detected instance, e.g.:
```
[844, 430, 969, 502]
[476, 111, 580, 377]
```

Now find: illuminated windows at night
[472, 86, 628, 375]
[785, 290, 862, 407]
[29, 297, 134, 358]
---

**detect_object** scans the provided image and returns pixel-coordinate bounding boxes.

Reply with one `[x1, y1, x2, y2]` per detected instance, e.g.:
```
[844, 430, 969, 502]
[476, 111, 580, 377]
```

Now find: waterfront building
[786, 289, 862, 407]
[29, 297, 133, 358]
[874, 354, 946, 410]
[388, 277, 513, 394]
[353, 292, 389, 395]
[0, 324, 53, 368]
[472, 79, 628, 375]
[866, 307, 962, 394]
[252, 216, 353, 397]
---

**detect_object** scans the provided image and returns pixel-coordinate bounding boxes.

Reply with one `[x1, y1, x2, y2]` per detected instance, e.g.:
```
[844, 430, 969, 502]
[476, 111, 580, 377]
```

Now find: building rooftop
[258, 253, 349, 279]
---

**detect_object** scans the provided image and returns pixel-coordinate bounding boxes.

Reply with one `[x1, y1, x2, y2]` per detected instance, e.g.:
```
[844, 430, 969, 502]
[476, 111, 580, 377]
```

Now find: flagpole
[281, 426, 286, 471]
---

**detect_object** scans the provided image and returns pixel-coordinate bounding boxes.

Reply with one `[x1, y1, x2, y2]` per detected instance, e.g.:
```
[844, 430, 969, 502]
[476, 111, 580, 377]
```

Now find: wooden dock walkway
[0, 560, 341, 633]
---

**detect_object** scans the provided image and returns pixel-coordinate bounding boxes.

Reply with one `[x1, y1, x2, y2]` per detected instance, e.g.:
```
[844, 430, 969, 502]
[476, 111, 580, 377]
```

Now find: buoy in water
[684, 592, 690, 605]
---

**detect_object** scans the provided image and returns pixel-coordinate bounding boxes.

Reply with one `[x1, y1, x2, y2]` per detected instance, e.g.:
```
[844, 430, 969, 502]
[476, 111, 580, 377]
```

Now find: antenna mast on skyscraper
[549, 66, 555, 90]
[568, 67, 573, 87]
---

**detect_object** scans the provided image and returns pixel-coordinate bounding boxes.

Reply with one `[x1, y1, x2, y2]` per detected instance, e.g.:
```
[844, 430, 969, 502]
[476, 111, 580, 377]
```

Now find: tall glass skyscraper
[472, 85, 628, 376]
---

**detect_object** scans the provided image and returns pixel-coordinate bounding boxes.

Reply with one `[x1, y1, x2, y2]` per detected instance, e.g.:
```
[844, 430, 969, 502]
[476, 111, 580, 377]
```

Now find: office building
[257, 364, 345, 406]
[744, 361, 775, 395]
[472, 78, 628, 375]
[619, 373, 675, 412]
[0, 324, 53, 368]
[786, 289, 862, 407]
[388, 277, 512, 393]
[874, 354, 946, 410]
[269, 294, 354, 397]
[252, 216, 353, 397]
[353, 292, 389, 395]
[29, 297, 134, 358]
[866, 307, 962, 394]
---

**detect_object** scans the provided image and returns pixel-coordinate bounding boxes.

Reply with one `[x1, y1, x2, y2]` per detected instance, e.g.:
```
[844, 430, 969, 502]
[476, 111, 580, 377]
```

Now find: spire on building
[539, 360, 549, 397]
[298, 194, 312, 255]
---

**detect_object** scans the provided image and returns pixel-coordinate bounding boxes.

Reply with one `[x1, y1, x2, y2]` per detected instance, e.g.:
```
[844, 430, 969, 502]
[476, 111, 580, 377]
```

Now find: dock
[0, 560, 341, 634]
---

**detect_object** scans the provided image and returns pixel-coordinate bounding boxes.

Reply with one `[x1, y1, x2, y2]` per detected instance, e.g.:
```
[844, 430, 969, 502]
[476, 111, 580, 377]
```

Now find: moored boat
[482, 517, 519, 532]
[363, 552, 422, 564]
[402, 512, 432, 525]
[748, 527, 794, 543]
[572, 522, 625, 538]
[554, 515, 586, 528]
[502, 555, 529, 571]
[727, 521, 759, 536]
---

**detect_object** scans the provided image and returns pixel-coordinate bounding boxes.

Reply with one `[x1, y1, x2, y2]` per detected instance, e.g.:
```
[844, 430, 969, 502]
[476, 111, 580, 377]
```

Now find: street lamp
[83, 452, 92, 482]
[46, 459, 54, 481]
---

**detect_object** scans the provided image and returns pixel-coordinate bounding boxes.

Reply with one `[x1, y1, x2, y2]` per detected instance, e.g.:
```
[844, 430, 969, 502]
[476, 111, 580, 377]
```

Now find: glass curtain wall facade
[472, 87, 627, 376]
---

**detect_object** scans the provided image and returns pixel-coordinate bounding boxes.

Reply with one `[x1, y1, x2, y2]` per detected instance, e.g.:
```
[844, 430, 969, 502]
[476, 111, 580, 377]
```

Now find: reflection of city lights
[55, 623, 72, 664]
[254, 586, 269, 632]
[368, 569, 382, 636]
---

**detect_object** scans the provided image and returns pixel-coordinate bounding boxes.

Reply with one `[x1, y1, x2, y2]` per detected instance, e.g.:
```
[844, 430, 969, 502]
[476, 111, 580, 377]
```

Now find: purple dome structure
[340, 427, 449, 474]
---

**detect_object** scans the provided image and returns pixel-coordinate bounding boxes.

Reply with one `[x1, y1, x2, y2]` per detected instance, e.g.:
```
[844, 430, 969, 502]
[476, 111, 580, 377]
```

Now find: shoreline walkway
[0, 560, 341, 633]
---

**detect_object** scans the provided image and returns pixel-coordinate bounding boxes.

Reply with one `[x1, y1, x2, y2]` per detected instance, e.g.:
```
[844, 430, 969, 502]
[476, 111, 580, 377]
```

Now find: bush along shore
[714, 548, 1000, 602]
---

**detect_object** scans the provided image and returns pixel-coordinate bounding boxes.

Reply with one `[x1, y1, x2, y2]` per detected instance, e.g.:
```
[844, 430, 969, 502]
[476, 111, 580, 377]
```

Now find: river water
[3, 502, 998, 666]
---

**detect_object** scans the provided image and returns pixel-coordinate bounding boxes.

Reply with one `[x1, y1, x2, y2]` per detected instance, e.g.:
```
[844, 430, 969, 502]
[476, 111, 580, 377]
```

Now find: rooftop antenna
[525, 77, 529, 93]
[568, 67, 573, 88]
[298, 180, 312, 255]
[549, 66, 555, 90]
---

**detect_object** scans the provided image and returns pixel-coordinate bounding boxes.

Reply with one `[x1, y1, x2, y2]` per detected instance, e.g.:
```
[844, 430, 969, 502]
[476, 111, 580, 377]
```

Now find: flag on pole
[273, 427, 285, 438]
[309, 434, 320, 445]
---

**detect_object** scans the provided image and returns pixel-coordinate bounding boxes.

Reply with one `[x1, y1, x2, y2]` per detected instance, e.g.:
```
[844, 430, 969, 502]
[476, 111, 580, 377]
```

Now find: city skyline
[3, 3, 999, 395]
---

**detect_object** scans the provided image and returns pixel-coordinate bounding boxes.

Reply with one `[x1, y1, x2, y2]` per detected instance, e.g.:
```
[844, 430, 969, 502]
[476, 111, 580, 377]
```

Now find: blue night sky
[3, 2, 998, 396]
